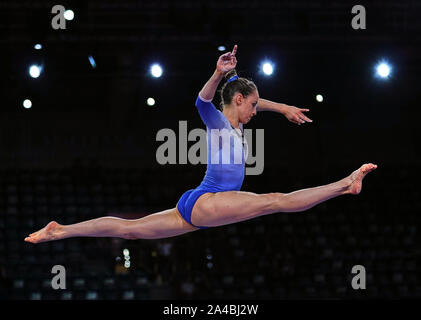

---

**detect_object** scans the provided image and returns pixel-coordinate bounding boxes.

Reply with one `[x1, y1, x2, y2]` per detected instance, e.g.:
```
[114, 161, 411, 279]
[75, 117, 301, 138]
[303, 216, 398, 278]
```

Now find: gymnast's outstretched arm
[257, 98, 313, 125]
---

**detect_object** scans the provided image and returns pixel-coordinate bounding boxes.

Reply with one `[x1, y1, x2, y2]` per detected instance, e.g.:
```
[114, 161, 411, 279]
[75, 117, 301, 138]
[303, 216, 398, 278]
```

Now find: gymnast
[25, 45, 377, 243]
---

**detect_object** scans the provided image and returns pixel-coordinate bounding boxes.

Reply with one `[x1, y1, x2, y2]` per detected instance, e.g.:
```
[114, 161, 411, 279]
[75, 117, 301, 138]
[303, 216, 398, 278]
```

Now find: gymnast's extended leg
[190, 163, 377, 227]
[24, 208, 199, 243]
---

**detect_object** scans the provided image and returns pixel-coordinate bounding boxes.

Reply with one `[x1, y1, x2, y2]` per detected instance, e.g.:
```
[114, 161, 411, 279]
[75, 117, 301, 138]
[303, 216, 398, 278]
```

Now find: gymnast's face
[236, 90, 259, 124]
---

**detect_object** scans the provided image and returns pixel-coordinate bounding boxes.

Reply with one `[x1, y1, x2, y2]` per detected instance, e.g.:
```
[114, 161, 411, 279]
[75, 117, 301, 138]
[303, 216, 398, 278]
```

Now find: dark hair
[219, 69, 257, 110]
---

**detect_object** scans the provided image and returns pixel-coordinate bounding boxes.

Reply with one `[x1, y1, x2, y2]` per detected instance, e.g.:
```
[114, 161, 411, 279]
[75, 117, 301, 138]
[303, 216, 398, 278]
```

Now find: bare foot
[24, 221, 64, 244]
[347, 163, 378, 195]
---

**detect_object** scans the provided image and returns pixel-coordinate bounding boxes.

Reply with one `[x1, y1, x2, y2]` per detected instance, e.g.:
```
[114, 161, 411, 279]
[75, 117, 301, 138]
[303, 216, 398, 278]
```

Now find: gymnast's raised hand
[216, 45, 238, 73]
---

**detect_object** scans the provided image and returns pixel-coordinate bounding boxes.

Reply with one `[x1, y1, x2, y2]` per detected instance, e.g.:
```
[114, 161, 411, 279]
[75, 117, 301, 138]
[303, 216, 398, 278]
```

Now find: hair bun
[225, 69, 238, 81]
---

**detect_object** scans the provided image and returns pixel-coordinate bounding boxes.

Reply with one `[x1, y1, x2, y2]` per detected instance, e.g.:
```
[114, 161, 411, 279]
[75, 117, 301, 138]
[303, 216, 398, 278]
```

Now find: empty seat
[13, 279, 24, 289]
[86, 291, 99, 300]
[122, 290, 135, 300]
[222, 275, 234, 287]
[29, 292, 42, 300]
[61, 291, 73, 300]
[73, 278, 86, 289]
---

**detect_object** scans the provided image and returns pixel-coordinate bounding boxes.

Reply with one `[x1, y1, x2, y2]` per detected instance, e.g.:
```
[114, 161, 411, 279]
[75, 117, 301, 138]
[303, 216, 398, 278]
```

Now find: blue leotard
[176, 94, 248, 228]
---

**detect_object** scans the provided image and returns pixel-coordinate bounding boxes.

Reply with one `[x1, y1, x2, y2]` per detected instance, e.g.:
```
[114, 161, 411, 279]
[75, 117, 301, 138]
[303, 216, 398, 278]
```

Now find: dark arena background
[0, 0, 420, 310]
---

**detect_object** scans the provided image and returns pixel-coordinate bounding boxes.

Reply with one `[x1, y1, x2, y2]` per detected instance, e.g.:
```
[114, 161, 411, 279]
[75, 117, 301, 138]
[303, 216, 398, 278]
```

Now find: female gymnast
[24, 45, 377, 244]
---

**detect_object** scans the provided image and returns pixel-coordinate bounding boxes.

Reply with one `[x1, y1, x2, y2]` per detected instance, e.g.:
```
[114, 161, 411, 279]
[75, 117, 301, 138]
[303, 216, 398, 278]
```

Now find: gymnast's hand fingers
[220, 52, 231, 60]
[299, 109, 312, 122]
[231, 45, 237, 56]
[299, 113, 313, 123]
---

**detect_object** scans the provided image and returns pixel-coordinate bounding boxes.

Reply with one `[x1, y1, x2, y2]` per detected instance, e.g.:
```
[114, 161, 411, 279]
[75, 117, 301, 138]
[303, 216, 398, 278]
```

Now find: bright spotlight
[23, 99, 32, 109]
[376, 62, 391, 79]
[123, 249, 129, 256]
[262, 62, 274, 76]
[316, 94, 323, 102]
[29, 65, 41, 78]
[150, 64, 163, 78]
[218, 45, 226, 51]
[34, 44, 42, 50]
[64, 9, 74, 21]
[147, 97, 155, 106]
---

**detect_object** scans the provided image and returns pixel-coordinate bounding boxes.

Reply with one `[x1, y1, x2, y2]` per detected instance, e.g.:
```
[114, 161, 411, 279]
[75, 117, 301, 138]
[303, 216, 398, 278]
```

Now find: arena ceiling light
[29, 65, 42, 78]
[261, 61, 274, 76]
[316, 94, 324, 102]
[23, 99, 32, 109]
[64, 9, 75, 21]
[150, 63, 163, 78]
[34, 44, 42, 50]
[218, 45, 226, 51]
[147, 97, 156, 106]
[375, 61, 392, 79]
[88, 55, 96, 68]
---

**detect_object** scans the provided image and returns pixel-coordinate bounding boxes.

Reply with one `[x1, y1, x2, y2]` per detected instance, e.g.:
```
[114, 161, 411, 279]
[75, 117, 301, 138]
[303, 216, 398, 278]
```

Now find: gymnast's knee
[122, 227, 138, 240]
[265, 192, 286, 213]
[123, 223, 164, 240]
[121, 222, 145, 240]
